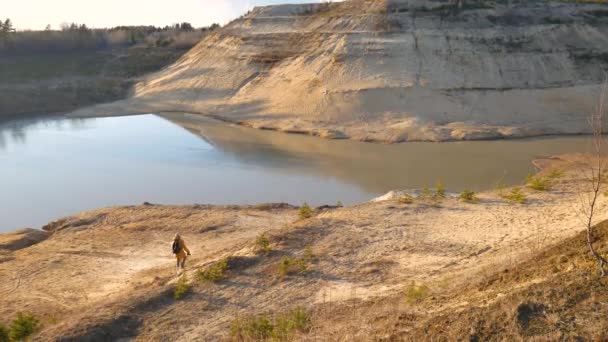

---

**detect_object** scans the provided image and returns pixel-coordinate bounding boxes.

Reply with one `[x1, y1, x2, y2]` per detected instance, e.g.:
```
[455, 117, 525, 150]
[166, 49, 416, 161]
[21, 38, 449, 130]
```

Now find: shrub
[255, 233, 271, 254]
[405, 282, 429, 304]
[547, 169, 565, 180]
[435, 181, 446, 199]
[398, 193, 414, 204]
[230, 307, 312, 341]
[303, 247, 314, 262]
[197, 258, 229, 283]
[299, 203, 313, 219]
[174, 274, 191, 300]
[502, 187, 527, 204]
[230, 315, 274, 340]
[460, 189, 478, 203]
[275, 307, 312, 338]
[278, 256, 309, 277]
[0, 323, 8, 342]
[336, 201, 343, 207]
[9, 313, 38, 341]
[420, 186, 433, 199]
[526, 175, 551, 191]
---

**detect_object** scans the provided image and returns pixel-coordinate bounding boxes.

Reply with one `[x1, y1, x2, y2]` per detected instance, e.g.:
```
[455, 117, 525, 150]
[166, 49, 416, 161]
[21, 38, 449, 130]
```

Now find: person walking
[172, 233, 191, 272]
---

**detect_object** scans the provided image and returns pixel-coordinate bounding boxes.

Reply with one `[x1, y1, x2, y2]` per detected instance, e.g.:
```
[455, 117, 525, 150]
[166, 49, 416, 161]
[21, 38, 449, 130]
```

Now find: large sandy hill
[70, 0, 608, 141]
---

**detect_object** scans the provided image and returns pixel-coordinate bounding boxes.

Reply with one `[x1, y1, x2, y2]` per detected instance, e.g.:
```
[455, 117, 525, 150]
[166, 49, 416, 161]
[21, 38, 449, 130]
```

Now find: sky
[3, 0, 329, 31]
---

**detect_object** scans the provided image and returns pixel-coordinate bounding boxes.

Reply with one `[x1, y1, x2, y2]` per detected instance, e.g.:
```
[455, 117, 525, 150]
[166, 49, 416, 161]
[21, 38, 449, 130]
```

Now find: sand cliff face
[71, 0, 608, 141]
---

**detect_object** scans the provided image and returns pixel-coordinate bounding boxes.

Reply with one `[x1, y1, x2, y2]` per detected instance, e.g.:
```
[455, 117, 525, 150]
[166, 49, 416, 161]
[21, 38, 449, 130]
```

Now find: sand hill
[70, 0, 608, 141]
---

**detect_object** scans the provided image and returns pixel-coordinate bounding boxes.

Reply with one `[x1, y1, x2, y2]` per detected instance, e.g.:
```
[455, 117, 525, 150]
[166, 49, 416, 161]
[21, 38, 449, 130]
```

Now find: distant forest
[0, 18, 220, 54]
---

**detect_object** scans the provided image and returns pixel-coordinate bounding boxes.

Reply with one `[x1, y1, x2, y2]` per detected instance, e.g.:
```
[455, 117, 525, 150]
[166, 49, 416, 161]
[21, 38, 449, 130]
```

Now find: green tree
[179, 22, 193, 31]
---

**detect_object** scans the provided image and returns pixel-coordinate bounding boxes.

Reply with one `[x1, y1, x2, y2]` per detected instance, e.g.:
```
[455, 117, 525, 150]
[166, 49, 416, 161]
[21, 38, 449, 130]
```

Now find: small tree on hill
[576, 78, 608, 276]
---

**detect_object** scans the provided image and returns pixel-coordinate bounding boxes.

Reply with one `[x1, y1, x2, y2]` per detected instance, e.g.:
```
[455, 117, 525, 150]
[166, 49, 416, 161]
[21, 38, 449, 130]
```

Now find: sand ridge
[69, 0, 608, 142]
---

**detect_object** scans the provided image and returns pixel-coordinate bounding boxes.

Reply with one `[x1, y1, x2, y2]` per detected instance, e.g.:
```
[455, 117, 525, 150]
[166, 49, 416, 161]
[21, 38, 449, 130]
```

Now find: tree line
[0, 18, 221, 54]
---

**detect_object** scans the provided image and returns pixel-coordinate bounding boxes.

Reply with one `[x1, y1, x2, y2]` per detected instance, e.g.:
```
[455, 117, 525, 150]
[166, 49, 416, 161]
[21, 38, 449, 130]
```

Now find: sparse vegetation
[526, 175, 551, 191]
[405, 282, 429, 304]
[501, 187, 527, 204]
[230, 307, 312, 341]
[460, 189, 478, 203]
[303, 247, 314, 262]
[173, 274, 191, 300]
[255, 233, 272, 254]
[336, 201, 343, 207]
[418, 183, 445, 206]
[299, 203, 313, 219]
[230, 314, 274, 341]
[435, 181, 446, 199]
[8, 312, 39, 341]
[547, 169, 565, 180]
[0, 323, 8, 342]
[398, 193, 414, 204]
[274, 307, 312, 339]
[197, 258, 230, 283]
[420, 186, 433, 199]
[278, 256, 309, 277]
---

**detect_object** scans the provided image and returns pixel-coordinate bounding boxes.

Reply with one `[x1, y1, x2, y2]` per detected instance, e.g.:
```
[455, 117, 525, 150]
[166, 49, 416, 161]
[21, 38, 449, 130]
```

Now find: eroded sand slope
[71, 0, 608, 141]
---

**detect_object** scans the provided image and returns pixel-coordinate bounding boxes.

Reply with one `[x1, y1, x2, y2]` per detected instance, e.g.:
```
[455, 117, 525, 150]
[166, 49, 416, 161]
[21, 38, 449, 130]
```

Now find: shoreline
[65, 107, 599, 144]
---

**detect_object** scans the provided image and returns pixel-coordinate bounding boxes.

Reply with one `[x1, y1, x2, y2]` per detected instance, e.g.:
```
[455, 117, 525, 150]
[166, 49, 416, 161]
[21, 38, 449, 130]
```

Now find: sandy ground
[0, 154, 605, 340]
[68, 0, 608, 142]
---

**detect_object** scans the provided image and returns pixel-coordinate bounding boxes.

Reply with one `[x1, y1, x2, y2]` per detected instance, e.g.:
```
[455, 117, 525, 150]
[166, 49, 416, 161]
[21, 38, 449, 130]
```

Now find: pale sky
[4, 0, 328, 30]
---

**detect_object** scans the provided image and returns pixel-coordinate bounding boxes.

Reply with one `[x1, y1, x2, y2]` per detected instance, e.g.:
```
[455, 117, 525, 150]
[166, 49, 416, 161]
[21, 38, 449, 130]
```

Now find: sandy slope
[0, 154, 605, 340]
[69, 0, 608, 142]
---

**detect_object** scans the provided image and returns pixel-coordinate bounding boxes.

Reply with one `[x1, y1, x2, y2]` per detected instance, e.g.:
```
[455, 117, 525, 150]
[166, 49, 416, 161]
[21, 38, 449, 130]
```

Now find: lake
[0, 113, 591, 231]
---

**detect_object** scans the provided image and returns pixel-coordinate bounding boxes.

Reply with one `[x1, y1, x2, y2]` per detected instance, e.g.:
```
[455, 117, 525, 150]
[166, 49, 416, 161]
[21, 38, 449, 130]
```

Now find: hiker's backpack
[172, 240, 180, 254]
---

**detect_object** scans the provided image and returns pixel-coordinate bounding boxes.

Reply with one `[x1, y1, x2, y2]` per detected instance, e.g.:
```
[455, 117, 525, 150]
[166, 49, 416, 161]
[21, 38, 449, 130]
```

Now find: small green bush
[405, 282, 429, 304]
[502, 187, 527, 204]
[526, 175, 551, 191]
[398, 193, 414, 204]
[255, 233, 271, 254]
[336, 201, 343, 207]
[230, 315, 274, 340]
[275, 307, 312, 339]
[174, 274, 191, 300]
[299, 203, 313, 219]
[278, 256, 308, 277]
[197, 258, 229, 283]
[230, 307, 312, 341]
[460, 189, 478, 203]
[9, 313, 39, 341]
[0, 323, 8, 342]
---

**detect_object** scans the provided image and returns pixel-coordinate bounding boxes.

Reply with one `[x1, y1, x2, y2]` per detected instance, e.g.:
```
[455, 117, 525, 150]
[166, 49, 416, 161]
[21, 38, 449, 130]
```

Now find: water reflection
[0, 113, 591, 231]
[0, 116, 93, 151]
[160, 113, 591, 194]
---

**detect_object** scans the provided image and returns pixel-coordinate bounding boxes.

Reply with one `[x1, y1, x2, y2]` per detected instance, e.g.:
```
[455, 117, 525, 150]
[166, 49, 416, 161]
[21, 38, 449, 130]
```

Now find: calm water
[0, 113, 591, 231]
